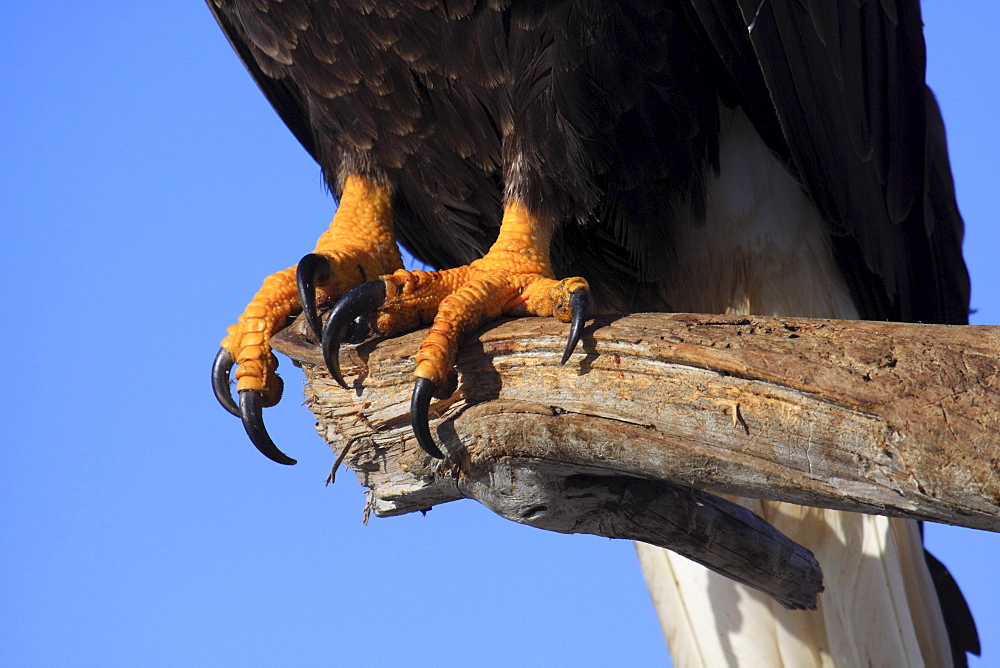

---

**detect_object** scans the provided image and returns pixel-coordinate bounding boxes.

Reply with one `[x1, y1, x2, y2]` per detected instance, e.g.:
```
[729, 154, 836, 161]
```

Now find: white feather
[639, 105, 953, 667]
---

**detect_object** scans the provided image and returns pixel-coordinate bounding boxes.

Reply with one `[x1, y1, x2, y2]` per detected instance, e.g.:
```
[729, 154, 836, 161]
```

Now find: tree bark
[270, 312, 1000, 610]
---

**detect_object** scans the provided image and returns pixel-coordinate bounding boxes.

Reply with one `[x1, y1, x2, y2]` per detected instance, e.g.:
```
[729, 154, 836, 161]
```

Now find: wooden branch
[271, 312, 1000, 609]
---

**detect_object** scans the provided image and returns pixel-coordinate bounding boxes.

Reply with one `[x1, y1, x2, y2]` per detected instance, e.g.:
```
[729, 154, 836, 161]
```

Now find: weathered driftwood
[270, 312, 1000, 609]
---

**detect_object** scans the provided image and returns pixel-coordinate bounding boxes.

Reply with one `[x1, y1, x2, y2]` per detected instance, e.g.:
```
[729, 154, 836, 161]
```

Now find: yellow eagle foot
[212, 175, 402, 464]
[323, 200, 590, 459]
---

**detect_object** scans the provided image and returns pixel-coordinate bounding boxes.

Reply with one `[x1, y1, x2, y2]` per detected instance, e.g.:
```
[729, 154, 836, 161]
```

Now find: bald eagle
[208, 1, 979, 665]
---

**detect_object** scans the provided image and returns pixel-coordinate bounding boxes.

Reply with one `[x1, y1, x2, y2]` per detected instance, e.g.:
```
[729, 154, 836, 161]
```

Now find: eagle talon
[239, 390, 297, 465]
[411, 377, 445, 459]
[561, 288, 590, 364]
[212, 347, 241, 417]
[296, 253, 331, 339]
[323, 279, 387, 388]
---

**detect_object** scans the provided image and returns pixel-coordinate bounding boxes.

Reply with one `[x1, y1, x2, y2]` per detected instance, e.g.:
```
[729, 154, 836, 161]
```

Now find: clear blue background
[2, 3, 997, 665]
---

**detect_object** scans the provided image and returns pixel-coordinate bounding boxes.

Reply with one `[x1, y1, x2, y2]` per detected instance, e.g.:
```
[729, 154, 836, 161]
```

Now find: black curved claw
[322, 280, 387, 389]
[239, 390, 297, 465]
[296, 253, 332, 339]
[560, 288, 590, 364]
[411, 377, 445, 459]
[212, 347, 241, 417]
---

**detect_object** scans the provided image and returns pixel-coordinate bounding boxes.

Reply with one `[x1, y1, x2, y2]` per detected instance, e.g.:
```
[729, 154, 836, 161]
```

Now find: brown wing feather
[685, 0, 969, 325]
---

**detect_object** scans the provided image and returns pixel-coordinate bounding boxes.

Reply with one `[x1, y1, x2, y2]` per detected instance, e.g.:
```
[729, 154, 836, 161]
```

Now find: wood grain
[270, 312, 1000, 608]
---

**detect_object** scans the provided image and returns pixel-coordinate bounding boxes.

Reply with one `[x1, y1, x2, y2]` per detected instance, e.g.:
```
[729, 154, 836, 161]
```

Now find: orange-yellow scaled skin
[221, 175, 402, 404]
[373, 200, 589, 387]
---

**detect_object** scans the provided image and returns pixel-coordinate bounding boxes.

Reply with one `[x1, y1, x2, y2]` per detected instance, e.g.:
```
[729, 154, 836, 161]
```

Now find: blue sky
[2, 3, 997, 665]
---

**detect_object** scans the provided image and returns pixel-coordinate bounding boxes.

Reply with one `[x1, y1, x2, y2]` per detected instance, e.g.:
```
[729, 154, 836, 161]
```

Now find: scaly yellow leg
[378, 200, 589, 387]
[323, 199, 588, 457]
[218, 175, 402, 407]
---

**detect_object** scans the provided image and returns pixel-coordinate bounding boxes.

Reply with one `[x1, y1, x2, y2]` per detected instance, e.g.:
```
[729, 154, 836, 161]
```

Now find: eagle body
[213, 0, 732, 311]
[209, 0, 976, 664]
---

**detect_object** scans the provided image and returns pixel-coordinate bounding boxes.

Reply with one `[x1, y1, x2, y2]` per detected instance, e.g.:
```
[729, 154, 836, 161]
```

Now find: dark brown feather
[684, 0, 969, 324]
